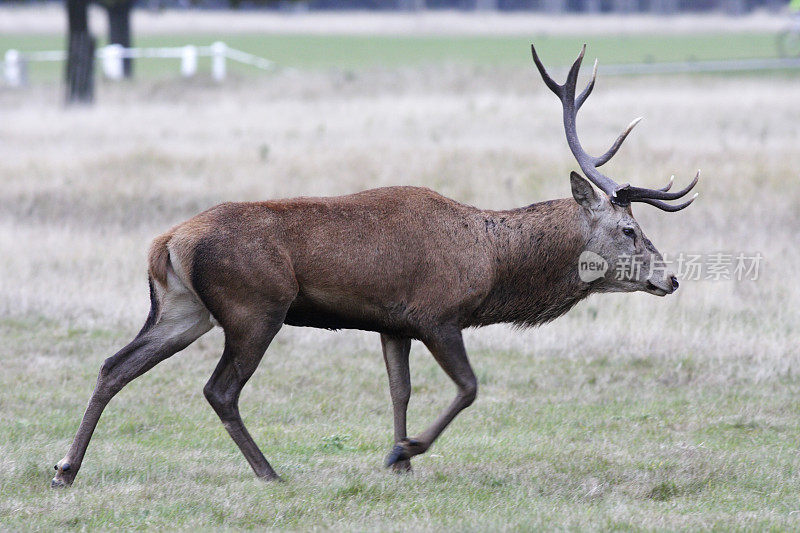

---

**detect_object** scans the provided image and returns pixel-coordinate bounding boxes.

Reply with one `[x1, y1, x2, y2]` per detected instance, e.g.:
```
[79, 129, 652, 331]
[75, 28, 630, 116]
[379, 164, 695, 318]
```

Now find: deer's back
[168, 186, 496, 336]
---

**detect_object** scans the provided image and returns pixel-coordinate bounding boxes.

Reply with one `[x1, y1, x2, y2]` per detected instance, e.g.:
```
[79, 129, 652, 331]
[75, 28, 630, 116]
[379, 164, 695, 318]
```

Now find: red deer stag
[52, 44, 698, 487]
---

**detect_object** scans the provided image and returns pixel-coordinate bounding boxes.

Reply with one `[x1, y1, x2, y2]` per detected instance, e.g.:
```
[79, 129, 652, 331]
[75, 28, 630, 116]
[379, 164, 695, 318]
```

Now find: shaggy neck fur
[468, 198, 593, 328]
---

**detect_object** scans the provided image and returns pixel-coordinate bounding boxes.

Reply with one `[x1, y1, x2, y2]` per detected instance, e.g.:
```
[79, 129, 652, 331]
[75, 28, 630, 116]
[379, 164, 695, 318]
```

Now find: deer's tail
[141, 226, 214, 336]
[134, 232, 174, 337]
[148, 232, 173, 290]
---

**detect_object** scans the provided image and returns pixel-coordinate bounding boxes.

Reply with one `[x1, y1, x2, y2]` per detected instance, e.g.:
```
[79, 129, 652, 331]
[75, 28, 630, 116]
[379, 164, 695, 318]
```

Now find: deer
[51, 44, 698, 487]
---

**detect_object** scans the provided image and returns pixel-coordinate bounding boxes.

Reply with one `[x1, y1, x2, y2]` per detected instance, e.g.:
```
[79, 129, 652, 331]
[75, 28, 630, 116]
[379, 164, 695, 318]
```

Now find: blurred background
[1, 1, 799, 530]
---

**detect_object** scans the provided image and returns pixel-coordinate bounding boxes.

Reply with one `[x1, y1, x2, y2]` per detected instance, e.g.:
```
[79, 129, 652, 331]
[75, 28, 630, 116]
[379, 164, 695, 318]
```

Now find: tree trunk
[107, 1, 134, 77]
[65, 0, 95, 104]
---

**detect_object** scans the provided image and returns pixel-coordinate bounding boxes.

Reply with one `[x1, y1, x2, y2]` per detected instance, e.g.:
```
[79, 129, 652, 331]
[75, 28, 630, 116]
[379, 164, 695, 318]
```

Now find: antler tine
[531, 43, 621, 198]
[575, 58, 597, 111]
[530, 43, 587, 100]
[563, 45, 586, 101]
[624, 170, 699, 201]
[530, 44, 563, 96]
[634, 193, 699, 212]
[659, 175, 675, 192]
[595, 117, 642, 168]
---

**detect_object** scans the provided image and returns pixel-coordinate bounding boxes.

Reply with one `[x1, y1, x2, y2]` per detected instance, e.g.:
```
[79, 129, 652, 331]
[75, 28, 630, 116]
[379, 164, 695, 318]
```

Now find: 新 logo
[578, 251, 608, 283]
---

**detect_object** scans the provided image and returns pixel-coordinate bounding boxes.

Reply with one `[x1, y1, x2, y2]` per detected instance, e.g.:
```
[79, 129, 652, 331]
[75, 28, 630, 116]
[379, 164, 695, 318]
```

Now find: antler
[531, 44, 698, 212]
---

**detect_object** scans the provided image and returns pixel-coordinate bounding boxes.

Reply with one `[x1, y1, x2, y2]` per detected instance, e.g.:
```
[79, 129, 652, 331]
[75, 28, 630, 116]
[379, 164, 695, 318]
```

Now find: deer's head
[532, 44, 699, 296]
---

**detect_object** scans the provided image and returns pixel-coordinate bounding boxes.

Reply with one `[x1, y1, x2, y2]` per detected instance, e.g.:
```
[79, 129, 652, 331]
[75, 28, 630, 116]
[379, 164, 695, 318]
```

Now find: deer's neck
[469, 198, 593, 328]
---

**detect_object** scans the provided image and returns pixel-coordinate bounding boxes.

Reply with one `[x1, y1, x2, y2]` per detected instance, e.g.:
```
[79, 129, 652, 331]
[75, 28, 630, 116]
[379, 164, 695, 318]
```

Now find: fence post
[102, 44, 125, 80]
[181, 45, 198, 77]
[4, 49, 27, 87]
[212, 41, 226, 81]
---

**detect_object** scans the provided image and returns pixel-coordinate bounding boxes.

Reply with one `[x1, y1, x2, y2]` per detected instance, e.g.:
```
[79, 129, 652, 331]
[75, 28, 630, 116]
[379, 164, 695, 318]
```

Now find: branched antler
[531, 44, 699, 212]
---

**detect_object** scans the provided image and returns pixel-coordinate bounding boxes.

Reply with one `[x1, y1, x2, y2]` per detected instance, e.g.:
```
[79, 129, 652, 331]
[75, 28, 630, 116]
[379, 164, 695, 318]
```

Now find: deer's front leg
[384, 326, 477, 468]
[380, 334, 412, 472]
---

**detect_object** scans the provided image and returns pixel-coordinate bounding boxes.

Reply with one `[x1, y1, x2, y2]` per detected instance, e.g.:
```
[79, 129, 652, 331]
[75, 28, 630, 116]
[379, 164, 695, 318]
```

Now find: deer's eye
[623, 227, 636, 239]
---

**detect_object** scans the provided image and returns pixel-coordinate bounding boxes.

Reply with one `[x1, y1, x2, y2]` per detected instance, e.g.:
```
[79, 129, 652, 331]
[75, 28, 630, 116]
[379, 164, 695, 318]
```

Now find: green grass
[2, 318, 799, 530]
[2, 31, 785, 81]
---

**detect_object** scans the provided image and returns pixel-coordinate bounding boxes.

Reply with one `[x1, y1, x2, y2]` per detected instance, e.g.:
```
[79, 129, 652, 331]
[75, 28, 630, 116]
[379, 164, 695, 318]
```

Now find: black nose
[670, 275, 679, 291]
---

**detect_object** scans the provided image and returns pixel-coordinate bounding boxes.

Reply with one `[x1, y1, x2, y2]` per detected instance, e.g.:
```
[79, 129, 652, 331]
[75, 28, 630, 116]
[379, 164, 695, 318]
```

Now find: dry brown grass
[1, 69, 797, 363]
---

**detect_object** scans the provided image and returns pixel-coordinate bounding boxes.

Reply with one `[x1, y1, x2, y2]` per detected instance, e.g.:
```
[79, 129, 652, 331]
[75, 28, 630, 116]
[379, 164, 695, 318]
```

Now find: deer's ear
[570, 171, 603, 211]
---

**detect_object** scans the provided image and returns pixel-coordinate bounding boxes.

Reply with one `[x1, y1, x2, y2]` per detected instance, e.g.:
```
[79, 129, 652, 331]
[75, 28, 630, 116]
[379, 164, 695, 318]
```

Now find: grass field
[2, 31, 789, 81]
[2, 12, 800, 531]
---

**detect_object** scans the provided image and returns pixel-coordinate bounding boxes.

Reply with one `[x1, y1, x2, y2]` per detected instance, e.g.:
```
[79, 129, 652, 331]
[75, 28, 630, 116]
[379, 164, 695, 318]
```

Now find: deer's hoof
[384, 438, 423, 468]
[51, 461, 74, 488]
[50, 477, 69, 489]
[384, 445, 408, 468]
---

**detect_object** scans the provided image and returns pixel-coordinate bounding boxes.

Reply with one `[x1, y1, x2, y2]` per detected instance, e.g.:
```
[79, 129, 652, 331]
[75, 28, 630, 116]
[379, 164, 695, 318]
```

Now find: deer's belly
[283, 290, 412, 336]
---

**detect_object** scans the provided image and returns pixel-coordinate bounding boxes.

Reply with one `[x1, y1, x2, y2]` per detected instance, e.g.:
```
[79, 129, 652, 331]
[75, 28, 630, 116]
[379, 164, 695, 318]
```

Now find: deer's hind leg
[191, 241, 298, 480]
[52, 275, 214, 488]
[202, 314, 287, 480]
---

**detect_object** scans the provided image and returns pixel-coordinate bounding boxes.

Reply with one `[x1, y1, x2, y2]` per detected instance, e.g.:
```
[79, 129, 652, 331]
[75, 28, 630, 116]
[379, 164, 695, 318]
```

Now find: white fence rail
[1, 41, 274, 86]
[6, 43, 800, 88]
